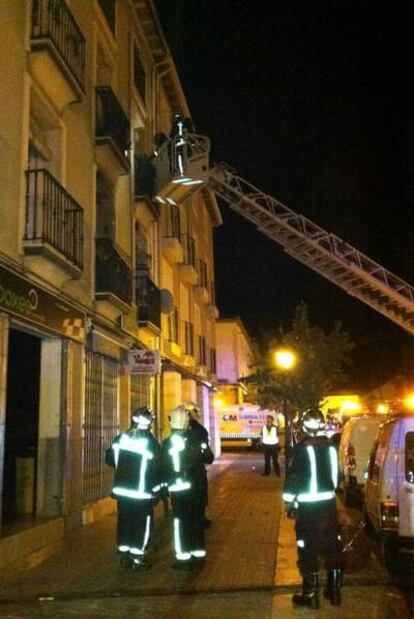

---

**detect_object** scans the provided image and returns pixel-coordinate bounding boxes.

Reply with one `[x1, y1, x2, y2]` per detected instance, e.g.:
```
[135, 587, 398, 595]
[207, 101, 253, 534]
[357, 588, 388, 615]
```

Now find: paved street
[0, 452, 412, 618]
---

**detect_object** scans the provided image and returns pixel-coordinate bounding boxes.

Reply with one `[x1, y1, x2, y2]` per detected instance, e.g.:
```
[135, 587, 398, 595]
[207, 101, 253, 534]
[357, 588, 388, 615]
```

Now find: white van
[338, 415, 383, 506]
[364, 413, 414, 572]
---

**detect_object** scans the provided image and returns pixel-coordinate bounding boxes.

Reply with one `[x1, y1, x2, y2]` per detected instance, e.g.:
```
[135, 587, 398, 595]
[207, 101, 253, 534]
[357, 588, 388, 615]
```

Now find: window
[184, 321, 194, 355]
[198, 335, 207, 366]
[134, 44, 146, 102]
[168, 307, 179, 344]
[406, 432, 414, 483]
[367, 441, 386, 482]
[98, 0, 116, 33]
[96, 173, 115, 240]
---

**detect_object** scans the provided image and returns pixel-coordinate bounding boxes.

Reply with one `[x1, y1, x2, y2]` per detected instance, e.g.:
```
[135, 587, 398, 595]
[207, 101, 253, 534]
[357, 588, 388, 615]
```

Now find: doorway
[2, 329, 41, 526]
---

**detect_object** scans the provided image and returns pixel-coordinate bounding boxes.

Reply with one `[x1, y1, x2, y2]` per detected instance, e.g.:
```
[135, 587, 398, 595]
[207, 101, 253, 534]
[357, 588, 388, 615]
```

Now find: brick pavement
[0, 452, 282, 602]
[0, 452, 412, 618]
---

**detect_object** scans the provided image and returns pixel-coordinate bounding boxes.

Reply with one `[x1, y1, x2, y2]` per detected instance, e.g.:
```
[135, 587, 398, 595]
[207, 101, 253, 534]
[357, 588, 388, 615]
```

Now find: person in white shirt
[260, 415, 280, 476]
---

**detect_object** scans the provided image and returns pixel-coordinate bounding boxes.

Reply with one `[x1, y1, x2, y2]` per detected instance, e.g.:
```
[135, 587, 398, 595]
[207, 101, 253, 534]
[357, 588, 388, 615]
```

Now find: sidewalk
[0, 452, 412, 618]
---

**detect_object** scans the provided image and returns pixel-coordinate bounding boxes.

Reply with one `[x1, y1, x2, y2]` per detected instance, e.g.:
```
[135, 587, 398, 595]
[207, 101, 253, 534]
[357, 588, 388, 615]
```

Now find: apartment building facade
[216, 317, 258, 407]
[0, 0, 220, 565]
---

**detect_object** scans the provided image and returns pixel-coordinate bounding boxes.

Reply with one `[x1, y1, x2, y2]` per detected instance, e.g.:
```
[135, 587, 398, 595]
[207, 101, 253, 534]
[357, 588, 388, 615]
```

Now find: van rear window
[406, 432, 414, 483]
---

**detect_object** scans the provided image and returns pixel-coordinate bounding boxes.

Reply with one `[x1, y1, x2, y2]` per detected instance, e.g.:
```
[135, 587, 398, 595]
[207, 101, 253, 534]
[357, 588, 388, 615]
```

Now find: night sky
[154, 0, 414, 390]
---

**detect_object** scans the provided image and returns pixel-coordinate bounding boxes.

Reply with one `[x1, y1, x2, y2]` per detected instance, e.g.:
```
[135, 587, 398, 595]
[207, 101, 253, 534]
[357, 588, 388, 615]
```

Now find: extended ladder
[208, 163, 414, 335]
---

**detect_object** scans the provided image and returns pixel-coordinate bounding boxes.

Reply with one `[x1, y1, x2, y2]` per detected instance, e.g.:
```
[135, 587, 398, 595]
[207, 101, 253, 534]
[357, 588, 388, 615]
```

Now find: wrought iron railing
[136, 275, 161, 330]
[163, 203, 181, 240]
[95, 238, 132, 305]
[25, 168, 84, 269]
[95, 86, 130, 159]
[181, 234, 196, 268]
[31, 0, 85, 91]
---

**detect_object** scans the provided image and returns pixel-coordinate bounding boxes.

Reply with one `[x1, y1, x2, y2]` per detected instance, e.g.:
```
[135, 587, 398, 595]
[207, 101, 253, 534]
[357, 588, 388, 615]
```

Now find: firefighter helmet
[131, 406, 153, 429]
[299, 407, 326, 436]
[182, 401, 202, 422]
[169, 405, 190, 431]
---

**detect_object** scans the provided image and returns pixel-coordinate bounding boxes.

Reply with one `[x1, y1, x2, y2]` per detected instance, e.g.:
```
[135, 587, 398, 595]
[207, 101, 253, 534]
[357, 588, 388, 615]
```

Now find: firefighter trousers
[116, 498, 153, 555]
[295, 499, 343, 575]
[171, 492, 206, 560]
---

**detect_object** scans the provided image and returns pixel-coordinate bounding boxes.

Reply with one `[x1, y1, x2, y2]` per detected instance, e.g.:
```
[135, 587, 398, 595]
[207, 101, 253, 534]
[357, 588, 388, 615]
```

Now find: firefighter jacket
[161, 430, 214, 504]
[283, 436, 339, 504]
[106, 429, 161, 501]
[261, 424, 279, 445]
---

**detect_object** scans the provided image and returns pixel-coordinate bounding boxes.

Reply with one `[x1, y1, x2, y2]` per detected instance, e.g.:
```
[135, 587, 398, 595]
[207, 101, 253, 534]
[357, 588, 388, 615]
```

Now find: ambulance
[219, 404, 280, 449]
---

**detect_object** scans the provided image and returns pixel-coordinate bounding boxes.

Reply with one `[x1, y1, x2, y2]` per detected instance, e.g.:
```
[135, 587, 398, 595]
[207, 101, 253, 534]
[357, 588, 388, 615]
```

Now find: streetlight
[273, 348, 297, 466]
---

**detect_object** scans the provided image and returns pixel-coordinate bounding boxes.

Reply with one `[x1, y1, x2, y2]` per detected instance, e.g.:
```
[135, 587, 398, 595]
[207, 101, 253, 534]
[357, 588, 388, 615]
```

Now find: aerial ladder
[148, 129, 414, 336]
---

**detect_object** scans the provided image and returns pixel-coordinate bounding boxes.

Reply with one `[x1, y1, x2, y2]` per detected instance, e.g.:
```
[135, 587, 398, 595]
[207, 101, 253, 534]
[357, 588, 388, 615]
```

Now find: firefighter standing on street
[105, 407, 161, 570]
[283, 407, 343, 609]
[260, 414, 280, 476]
[162, 405, 214, 569]
[183, 401, 213, 527]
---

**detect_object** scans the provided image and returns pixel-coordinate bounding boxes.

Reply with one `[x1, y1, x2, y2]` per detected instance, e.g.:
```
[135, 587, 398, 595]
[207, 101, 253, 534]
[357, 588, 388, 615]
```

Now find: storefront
[0, 263, 85, 540]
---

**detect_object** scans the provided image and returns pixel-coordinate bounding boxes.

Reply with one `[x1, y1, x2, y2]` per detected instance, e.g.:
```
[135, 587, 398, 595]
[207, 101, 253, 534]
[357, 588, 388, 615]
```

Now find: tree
[244, 302, 354, 413]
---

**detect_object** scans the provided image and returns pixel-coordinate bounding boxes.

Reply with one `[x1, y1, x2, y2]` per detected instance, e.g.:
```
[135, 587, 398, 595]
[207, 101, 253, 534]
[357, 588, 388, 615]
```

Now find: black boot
[292, 572, 319, 609]
[324, 569, 342, 605]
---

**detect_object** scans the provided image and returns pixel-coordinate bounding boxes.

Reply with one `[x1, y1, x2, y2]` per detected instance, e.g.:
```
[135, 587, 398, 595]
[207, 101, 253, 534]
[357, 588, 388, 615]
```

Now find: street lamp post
[273, 349, 297, 467]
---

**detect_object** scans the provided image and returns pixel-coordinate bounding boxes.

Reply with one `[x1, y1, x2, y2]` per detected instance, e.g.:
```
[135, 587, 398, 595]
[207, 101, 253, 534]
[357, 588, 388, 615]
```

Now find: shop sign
[128, 349, 160, 374]
[0, 264, 85, 342]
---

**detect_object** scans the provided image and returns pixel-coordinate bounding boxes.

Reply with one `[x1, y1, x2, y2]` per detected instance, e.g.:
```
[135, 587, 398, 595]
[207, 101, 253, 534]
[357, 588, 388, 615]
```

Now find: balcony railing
[197, 259, 208, 288]
[95, 238, 132, 305]
[25, 168, 83, 269]
[31, 0, 85, 91]
[135, 275, 161, 330]
[95, 86, 130, 160]
[163, 203, 181, 240]
[181, 234, 196, 268]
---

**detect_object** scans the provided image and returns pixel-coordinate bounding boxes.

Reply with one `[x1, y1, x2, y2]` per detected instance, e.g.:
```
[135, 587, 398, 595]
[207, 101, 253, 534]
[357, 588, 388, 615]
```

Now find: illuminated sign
[0, 264, 85, 342]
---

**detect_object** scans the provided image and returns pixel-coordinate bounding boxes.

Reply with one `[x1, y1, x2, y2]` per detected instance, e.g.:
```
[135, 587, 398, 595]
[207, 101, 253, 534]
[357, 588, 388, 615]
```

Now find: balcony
[180, 234, 197, 285]
[206, 281, 219, 319]
[30, 0, 85, 110]
[152, 132, 210, 206]
[162, 203, 183, 263]
[95, 86, 130, 178]
[24, 168, 83, 277]
[136, 275, 161, 331]
[193, 258, 209, 303]
[95, 238, 132, 311]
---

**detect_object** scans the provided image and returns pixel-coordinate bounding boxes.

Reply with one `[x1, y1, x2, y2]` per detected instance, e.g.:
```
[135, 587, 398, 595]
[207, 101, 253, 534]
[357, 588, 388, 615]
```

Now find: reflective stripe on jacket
[283, 436, 338, 503]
